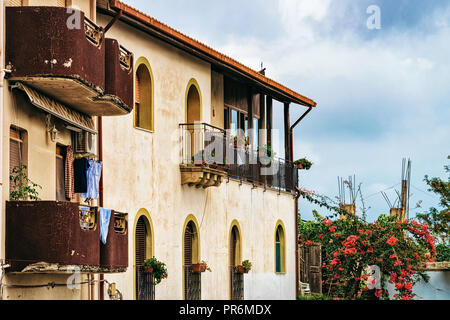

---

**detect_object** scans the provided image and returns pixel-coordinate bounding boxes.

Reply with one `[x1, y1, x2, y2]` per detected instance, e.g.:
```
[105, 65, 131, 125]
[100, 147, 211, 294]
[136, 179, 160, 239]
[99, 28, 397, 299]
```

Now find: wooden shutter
[135, 73, 141, 104]
[56, 146, 66, 201]
[56, 0, 66, 7]
[6, 0, 23, 6]
[10, 128, 23, 194]
[135, 217, 147, 267]
[184, 223, 193, 266]
[230, 228, 236, 266]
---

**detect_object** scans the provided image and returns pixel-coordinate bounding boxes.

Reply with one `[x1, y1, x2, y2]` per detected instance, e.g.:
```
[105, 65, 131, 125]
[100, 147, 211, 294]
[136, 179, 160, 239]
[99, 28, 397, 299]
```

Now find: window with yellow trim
[275, 224, 286, 273]
[135, 64, 153, 131]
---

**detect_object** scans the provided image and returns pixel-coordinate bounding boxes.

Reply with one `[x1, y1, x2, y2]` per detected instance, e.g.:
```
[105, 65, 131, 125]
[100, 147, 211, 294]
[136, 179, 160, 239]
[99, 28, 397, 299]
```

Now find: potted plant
[294, 158, 313, 170]
[242, 260, 252, 273]
[192, 260, 211, 273]
[143, 257, 168, 285]
[237, 260, 252, 274]
[257, 144, 275, 159]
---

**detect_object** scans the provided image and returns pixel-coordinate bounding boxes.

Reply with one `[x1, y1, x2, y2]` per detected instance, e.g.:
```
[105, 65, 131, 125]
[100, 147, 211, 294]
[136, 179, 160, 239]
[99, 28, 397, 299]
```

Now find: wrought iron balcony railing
[230, 266, 244, 300]
[136, 266, 156, 300]
[180, 123, 298, 193]
[184, 265, 201, 300]
[84, 16, 102, 46]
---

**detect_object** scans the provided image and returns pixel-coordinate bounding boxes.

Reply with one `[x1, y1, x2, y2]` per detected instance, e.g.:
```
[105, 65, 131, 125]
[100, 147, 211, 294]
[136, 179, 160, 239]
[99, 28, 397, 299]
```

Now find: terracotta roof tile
[108, 0, 316, 107]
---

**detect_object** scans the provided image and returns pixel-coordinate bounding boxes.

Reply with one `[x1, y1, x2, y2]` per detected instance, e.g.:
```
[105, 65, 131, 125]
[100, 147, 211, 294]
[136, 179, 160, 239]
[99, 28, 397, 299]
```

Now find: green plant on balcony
[294, 158, 313, 170]
[9, 164, 42, 201]
[232, 135, 250, 151]
[257, 143, 276, 159]
[143, 257, 168, 285]
[242, 260, 252, 273]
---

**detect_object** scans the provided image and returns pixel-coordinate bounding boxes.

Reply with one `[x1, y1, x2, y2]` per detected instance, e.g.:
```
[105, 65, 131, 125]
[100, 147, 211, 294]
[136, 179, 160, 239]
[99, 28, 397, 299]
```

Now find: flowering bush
[143, 257, 168, 285]
[299, 212, 436, 300]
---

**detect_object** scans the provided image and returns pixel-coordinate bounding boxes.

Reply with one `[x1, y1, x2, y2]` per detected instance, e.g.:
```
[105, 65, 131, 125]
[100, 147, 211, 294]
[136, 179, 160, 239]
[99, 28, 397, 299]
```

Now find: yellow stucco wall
[97, 15, 296, 300]
[0, 6, 297, 300]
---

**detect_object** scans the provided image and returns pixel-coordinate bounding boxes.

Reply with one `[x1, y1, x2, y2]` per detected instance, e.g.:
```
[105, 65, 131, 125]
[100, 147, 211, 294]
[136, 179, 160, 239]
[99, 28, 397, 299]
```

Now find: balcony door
[185, 81, 202, 161]
[135, 214, 154, 300]
[183, 220, 201, 300]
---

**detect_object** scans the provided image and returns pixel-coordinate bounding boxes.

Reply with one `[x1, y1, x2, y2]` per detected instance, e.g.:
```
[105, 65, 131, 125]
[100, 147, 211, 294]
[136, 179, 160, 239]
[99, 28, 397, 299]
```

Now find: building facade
[0, 0, 316, 300]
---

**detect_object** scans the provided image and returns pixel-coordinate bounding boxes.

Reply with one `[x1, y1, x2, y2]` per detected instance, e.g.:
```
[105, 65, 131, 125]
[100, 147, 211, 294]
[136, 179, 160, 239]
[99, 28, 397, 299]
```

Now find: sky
[124, 0, 449, 222]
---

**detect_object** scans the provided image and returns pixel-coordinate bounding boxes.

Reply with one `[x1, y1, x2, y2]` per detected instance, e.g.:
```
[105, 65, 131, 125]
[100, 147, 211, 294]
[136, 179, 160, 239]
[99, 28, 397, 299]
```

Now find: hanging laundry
[74, 157, 89, 193]
[65, 146, 74, 200]
[81, 160, 102, 200]
[100, 208, 112, 245]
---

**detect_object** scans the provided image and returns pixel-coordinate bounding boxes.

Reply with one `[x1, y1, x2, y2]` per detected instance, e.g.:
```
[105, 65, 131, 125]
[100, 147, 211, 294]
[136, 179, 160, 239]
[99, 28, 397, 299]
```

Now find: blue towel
[100, 208, 112, 245]
[81, 161, 102, 199]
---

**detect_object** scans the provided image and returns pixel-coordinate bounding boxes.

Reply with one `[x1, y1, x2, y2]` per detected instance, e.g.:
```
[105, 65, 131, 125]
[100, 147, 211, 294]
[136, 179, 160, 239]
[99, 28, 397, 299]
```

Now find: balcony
[180, 123, 228, 189]
[5, 6, 133, 116]
[5, 201, 128, 273]
[180, 123, 298, 193]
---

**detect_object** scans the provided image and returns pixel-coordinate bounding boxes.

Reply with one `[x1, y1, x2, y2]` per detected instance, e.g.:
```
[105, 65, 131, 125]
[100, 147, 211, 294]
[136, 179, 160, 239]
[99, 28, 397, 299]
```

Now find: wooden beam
[284, 102, 292, 162]
[266, 96, 273, 147]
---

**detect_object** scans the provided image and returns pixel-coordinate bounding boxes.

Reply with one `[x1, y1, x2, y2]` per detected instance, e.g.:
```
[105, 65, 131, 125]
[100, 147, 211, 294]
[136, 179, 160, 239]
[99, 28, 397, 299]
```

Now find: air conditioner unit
[73, 131, 97, 155]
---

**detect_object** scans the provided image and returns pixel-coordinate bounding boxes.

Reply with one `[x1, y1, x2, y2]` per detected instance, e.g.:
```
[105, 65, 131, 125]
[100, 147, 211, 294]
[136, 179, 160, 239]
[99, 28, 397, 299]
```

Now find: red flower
[386, 236, 398, 246]
[323, 219, 333, 226]
[404, 282, 413, 291]
[330, 226, 337, 233]
[388, 273, 397, 283]
[375, 290, 382, 298]
[318, 234, 324, 239]
[338, 267, 344, 271]
[365, 230, 373, 235]
[366, 248, 374, 253]
[344, 248, 357, 255]
[305, 240, 312, 246]
[395, 282, 404, 290]
[334, 274, 340, 279]
[334, 233, 341, 238]
[331, 258, 340, 267]
[389, 254, 398, 259]
[394, 260, 403, 266]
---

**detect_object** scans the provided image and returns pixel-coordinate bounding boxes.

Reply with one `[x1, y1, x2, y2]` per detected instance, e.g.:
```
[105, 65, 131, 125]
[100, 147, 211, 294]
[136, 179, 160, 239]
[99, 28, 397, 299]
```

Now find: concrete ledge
[424, 261, 450, 271]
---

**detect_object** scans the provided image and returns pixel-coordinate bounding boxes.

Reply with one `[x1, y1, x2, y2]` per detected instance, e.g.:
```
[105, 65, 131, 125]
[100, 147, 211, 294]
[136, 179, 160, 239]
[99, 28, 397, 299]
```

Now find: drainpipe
[290, 106, 313, 299]
[0, 0, 6, 271]
[98, 116, 104, 300]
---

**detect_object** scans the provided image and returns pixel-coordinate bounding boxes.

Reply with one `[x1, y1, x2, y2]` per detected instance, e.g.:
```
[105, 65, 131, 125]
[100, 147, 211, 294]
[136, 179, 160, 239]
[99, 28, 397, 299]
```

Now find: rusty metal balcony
[5, 6, 133, 116]
[179, 123, 298, 192]
[5, 201, 128, 273]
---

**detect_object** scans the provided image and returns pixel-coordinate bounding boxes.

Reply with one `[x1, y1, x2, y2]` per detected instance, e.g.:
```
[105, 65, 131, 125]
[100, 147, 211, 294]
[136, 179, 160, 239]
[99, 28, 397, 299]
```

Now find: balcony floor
[10, 76, 131, 116]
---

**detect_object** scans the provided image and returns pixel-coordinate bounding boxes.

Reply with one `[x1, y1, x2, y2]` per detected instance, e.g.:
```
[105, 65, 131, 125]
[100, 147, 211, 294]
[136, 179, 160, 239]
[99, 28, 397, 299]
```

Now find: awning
[12, 82, 97, 134]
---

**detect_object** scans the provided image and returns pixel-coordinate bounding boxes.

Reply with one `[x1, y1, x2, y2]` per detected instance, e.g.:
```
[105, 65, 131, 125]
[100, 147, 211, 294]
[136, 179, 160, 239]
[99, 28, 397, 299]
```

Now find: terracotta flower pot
[296, 163, 303, 169]
[236, 265, 247, 274]
[192, 263, 207, 273]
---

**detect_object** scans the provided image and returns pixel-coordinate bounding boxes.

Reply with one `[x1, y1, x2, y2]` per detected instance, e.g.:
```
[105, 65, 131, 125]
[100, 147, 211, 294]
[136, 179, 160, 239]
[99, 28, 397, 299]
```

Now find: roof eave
[104, 0, 317, 108]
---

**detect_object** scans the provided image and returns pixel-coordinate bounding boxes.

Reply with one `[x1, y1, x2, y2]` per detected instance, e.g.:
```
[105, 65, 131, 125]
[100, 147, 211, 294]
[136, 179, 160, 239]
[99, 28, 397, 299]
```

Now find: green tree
[9, 164, 42, 201]
[416, 156, 449, 244]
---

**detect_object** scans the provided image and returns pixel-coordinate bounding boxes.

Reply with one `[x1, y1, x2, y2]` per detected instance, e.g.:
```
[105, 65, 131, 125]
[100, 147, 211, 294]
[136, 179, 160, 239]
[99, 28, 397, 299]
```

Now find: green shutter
[276, 242, 281, 273]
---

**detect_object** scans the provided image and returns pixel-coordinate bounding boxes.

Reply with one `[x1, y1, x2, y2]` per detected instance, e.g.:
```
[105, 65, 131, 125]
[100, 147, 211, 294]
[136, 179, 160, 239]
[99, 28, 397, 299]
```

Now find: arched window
[275, 222, 286, 273]
[135, 59, 154, 131]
